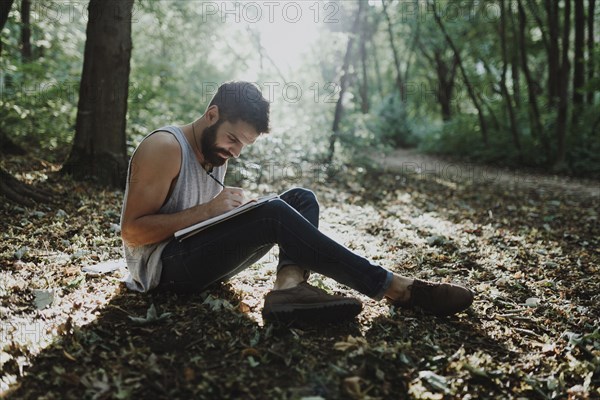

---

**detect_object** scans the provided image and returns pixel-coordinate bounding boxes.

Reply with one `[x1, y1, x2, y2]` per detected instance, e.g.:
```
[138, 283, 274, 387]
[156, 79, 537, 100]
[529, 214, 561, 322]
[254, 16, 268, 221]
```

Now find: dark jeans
[157, 188, 393, 299]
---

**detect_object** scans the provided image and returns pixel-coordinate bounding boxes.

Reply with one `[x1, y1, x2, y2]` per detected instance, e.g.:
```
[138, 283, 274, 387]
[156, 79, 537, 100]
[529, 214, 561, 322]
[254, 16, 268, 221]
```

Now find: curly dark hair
[208, 81, 270, 134]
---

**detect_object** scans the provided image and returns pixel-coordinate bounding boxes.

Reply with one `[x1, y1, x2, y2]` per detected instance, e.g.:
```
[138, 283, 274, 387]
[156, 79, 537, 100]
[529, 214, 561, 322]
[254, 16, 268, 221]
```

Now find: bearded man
[120, 81, 474, 323]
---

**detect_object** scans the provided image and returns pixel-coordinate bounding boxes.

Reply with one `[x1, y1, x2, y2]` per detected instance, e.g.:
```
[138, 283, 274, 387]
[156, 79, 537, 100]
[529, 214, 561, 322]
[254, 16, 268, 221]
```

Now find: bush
[370, 93, 418, 148]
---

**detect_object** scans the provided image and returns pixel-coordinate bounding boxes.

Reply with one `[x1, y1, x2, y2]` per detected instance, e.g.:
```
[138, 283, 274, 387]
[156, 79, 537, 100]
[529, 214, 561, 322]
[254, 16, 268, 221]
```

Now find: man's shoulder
[132, 130, 182, 173]
[142, 129, 180, 148]
[136, 130, 181, 158]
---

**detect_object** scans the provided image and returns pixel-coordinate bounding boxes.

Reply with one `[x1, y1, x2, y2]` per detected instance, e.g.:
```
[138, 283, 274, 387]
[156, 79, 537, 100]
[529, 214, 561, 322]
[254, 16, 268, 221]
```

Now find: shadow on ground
[2, 155, 599, 399]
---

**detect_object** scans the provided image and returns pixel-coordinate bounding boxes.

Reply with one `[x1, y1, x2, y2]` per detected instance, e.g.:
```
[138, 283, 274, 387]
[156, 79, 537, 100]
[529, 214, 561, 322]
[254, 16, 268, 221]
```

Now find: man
[120, 81, 474, 323]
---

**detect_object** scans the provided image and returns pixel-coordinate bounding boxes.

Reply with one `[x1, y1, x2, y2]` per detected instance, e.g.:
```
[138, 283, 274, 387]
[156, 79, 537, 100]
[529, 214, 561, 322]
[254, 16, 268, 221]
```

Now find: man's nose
[230, 144, 242, 158]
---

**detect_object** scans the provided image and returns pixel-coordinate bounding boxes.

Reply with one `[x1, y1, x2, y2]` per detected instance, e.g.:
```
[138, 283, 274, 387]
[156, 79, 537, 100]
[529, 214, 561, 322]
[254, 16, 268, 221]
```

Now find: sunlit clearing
[217, 1, 325, 80]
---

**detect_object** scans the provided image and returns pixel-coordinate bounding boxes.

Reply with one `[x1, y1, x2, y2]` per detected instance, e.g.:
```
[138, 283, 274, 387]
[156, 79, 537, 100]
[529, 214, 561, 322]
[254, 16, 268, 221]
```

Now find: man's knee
[283, 187, 319, 207]
[261, 196, 311, 220]
[262, 198, 291, 215]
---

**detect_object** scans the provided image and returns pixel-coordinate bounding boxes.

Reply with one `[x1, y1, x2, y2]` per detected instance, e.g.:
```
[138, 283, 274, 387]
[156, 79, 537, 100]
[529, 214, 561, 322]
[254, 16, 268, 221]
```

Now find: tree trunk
[381, 0, 405, 100]
[62, 0, 134, 187]
[546, 0, 560, 106]
[555, 0, 571, 168]
[479, 58, 501, 131]
[517, 0, 550, 161]
[499, 0, 522, 161]
[438, 55, 457, 122]
[0, 130, 25, 154]
[588, 0, 596, 105]
[509, 5, 522, 108]
[417, 36, 457, 122]
[368, 9, 385, 98]
[435, 52, 456, 121]
[430, 0, 488, 145]
[371, 42, 385, 98]
[1, 0, 22, 156]
[358, 8, 369, 114]
[0, 0, 13, 34]
[573, 0, 585, 108]
[403, 2, 420, 90]
[326, 1, 363, 165]
[1, 0, 54, 206]
[526, 0, 550, 52]
[0, 168, 53, 206]
[20, 0, 31, 61]
[0, 0, 15, 57]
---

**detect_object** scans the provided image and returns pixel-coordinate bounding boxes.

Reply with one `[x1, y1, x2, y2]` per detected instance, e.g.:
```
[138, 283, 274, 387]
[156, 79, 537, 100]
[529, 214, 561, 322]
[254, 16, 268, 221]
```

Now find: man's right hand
[207, 187, 246, 217]
[122, 132, 244, 247]
[121, 132, 249, 247]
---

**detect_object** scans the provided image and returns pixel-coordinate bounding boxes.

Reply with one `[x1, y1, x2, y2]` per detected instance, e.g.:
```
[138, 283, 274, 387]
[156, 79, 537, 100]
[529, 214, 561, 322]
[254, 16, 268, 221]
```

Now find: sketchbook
[174, 194, 278, 241]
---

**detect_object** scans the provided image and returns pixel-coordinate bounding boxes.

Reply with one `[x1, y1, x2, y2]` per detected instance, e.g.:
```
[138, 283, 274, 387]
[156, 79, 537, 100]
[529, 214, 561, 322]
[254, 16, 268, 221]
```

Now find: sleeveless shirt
[120, 126, 226, 292]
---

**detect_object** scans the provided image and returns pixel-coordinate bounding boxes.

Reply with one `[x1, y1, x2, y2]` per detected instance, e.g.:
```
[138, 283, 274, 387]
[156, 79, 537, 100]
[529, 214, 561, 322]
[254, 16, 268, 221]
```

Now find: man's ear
[205, 105, 220, 126]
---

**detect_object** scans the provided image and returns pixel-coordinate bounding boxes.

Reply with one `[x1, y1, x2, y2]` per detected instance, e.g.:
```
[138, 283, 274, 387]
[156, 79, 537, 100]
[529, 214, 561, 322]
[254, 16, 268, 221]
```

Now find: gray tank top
[120, 125, 226, 292]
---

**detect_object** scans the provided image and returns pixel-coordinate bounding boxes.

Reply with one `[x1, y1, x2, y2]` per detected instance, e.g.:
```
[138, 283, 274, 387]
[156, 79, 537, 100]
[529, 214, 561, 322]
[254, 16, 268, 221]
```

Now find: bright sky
[253, 2, 322, 74]
[214, 1, 330, 79]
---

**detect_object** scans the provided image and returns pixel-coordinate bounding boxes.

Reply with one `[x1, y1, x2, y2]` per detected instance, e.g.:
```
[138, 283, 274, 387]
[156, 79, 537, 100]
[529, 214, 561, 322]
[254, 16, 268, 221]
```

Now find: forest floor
[0, 149, 599, 399]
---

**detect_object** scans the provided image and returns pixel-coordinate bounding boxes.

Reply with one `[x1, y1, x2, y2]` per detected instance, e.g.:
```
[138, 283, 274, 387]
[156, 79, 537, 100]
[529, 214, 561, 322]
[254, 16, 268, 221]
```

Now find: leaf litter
[1, 154, 599, 399]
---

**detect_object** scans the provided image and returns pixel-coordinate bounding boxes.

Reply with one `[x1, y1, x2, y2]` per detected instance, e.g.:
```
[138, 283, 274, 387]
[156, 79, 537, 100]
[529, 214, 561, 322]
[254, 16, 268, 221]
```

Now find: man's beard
[200, 121, 230, 168]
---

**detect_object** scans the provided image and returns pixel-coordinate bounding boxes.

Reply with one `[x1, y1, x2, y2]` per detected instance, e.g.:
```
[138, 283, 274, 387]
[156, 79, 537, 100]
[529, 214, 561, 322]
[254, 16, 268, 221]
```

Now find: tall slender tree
[430, 0, 488, 145]
[381, 0, 405, 100]
[62, 0, 134, 187]
[499, 0, 522, 161]
[371, 38, 385, 98]
[517, 0, 549, 160]
[526, 0, 550, 54]
[0, 0, 15, 59]
[545, 0, 560, 106]
[573, 0, 585, 109]
[0, 0, 52, 206]
[587, 0, 596, 105]
[1, 0, 19, 154]
[417, 40, 457, 121]
[20, 0, 31, 61]
[326, 1, 363, 165]
[555, 0, 571, 167]
[358, 7, 369, 114]
[509, 5, 522, 108]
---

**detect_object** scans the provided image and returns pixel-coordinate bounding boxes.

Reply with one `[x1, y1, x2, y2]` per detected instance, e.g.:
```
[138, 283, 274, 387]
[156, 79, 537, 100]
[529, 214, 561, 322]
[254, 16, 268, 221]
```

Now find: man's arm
[120, 132, 244, 247]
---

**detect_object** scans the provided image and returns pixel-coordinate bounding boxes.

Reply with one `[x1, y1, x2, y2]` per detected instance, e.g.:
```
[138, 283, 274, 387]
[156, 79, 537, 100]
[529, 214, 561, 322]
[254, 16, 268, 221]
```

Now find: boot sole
[262, 301, 362, 324]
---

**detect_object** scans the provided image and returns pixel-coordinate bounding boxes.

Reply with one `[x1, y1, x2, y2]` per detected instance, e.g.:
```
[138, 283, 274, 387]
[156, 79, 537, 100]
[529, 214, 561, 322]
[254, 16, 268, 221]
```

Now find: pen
[207, 170, 226, 188]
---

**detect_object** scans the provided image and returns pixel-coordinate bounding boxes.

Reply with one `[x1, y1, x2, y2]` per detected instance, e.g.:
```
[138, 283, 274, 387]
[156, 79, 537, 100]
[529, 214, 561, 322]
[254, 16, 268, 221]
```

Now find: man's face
[201, 119, 259, 167]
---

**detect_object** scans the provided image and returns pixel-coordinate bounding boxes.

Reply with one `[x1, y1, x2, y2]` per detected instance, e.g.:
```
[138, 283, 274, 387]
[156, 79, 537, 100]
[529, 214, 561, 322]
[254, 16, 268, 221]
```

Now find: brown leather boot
[262, 282, 362, 323]
[389, 279, 474, 317]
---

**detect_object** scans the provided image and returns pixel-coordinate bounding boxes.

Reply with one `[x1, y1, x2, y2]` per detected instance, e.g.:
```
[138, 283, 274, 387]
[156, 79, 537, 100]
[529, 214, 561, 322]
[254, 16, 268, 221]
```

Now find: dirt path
[380, 148, 599, 200]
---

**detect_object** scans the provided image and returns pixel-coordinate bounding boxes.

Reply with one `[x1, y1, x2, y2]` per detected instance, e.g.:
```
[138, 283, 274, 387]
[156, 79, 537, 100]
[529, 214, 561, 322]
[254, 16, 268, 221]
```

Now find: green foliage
[566, 107, 600, 176]
[1, 61, 78, 160]
[420, 104, 600, 177]
[126, 2, 231, 146]
[370, 93, 418, 148]
[334, 112, 389, 167]
[0, 3, 85, 161]
[2, 0, 599, 179]
[329, 92, 422, 170]
[419, 114, 483, 158]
